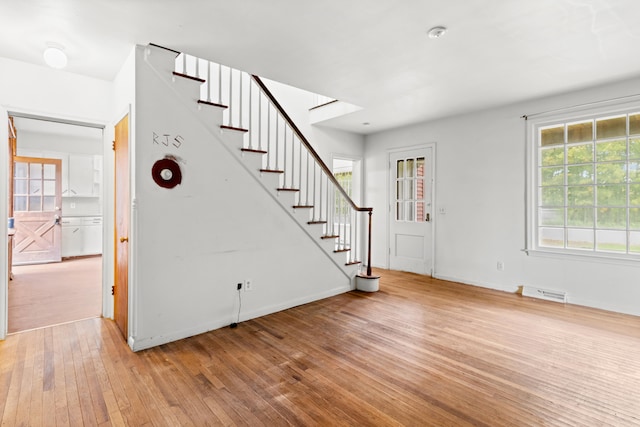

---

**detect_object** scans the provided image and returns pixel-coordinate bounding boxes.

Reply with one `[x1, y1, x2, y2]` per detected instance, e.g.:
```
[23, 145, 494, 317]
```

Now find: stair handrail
[251, 75, 375, 276]
[251, 76, 371, 214]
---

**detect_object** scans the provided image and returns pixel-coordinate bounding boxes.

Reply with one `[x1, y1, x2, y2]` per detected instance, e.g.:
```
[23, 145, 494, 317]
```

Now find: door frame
[386, 143, 437, 274]
[1, 110, 110, 340]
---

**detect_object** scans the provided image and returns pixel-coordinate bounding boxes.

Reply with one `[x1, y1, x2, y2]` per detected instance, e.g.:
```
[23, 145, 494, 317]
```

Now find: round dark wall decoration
[152, 158, 182, 189]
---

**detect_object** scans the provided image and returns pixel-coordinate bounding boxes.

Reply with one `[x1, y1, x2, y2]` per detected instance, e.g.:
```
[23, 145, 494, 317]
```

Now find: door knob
[425, 213, 430, 222]
[120, 237, 129, 243]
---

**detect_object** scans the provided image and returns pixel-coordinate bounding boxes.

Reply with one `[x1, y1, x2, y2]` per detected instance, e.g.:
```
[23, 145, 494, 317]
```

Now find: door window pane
[406, 159, 414, 177]
[14, 179, 27, 194]
[30, 180, 42, 195]
[29, 196, 41, 211]
[15, 162, 27, 178]
[14, 196, 27, 211]
[396, 181, 403, 200]
[406, 202, 414, 221]
[416, 202, 425, 222]
[43, 196, 56, 211]
[30, 163, 42, 179]
[396, 160, 404, 178]
[44, 180, 56, 196]
[396, 202, 404, 221]
[43, 163, 56, 179]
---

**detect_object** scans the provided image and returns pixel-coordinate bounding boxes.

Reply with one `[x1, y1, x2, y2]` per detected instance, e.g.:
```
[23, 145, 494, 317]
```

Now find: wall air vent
[521, 286, 567, 303]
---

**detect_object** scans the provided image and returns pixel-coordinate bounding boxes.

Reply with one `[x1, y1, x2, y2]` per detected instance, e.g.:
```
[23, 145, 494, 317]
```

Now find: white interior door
[389, 147, 433, 275]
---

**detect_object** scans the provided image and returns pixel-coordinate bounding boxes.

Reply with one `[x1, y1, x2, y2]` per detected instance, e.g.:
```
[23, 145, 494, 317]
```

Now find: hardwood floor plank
[1, 269, 639, 426]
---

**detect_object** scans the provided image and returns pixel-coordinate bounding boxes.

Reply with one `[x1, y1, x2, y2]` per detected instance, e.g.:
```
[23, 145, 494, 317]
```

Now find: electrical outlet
[70, 203, 76, 209]
[244, 279, 253, 291]
[497, 261, 504, 271]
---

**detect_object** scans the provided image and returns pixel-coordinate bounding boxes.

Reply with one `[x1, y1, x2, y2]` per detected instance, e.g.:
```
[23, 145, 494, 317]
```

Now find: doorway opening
[7, 115, 104, 333]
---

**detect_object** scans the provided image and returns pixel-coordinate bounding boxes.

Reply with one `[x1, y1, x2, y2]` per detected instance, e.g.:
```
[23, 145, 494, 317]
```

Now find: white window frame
[525, 96, 640, 263]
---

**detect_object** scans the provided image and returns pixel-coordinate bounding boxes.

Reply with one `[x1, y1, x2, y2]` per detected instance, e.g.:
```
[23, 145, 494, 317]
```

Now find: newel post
[356, 209, 380, 292]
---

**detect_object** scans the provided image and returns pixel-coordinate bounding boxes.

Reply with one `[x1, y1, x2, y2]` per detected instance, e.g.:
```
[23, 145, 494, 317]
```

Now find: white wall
[365, 75, 640, 316]
[263, 79, 365, 166]
[0, 56, 116, 337]
[129, 46, 351, 350]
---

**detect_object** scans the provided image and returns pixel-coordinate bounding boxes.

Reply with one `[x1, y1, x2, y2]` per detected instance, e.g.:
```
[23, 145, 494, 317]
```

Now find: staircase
[143, 43, 374, 279]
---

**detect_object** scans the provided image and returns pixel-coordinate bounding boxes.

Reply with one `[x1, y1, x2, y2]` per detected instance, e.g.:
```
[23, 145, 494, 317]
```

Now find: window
[395, 156, 426, 222]
[529, 107, 640, 258]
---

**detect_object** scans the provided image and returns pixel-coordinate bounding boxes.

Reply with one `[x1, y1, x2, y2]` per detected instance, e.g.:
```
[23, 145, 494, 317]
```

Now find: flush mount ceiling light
[427, 26, 447, 39]
[43, 46, 68, 69]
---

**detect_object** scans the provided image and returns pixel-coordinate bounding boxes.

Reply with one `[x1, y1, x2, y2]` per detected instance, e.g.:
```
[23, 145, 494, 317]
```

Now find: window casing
[528, 104, 640, 260]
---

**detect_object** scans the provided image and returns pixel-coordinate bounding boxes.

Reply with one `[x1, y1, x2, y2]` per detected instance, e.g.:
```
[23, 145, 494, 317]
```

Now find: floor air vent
[521, 286, 567, 303]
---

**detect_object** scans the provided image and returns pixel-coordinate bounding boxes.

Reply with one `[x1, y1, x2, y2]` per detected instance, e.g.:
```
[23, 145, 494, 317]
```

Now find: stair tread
[345, 261, 362, 266]
[334, 248, 350, 253]
[308, 220, 327, 224]
[278, 188, 300, 192]
[293, 205, 314, 209]
[320, 235, 339, 239]
[241, 148, 267, 154]
[173, 71, 205, 83]
[221, 125, 249, 133]
[197, 100, 228, 109]
[260, 169, 283, 174]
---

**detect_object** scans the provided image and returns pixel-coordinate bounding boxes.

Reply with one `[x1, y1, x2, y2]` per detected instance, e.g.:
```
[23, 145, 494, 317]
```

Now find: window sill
[523, 248, 640, 267]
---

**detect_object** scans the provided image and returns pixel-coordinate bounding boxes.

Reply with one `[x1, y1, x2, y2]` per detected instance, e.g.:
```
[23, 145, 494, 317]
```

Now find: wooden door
[12, 156, 63, 265]
[389, 147, 433, 275]
[114, 115, 129, 339]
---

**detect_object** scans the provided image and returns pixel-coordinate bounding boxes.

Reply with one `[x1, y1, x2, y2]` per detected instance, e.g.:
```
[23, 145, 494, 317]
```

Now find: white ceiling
[2, 0, 640, 134]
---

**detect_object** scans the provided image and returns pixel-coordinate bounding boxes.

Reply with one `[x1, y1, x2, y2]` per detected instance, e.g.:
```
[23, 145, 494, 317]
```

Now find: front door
[114, 115, 129, 340]
[12, 156, 63, 265]
[389, 147, 433, 275]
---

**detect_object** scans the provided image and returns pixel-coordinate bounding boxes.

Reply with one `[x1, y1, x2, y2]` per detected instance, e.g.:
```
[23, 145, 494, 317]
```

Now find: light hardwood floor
[8, 256, 102, 333]
[1, 269, 639, 426]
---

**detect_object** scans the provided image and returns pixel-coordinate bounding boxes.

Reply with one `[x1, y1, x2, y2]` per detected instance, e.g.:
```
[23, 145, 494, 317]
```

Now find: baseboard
[433, 273, 518, 294]
[129, 284, 352, 352]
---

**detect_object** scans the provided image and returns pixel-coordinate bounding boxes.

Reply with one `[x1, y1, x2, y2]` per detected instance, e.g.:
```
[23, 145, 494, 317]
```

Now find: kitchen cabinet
[61, 216, 102, 257]
[64, 155, 102, 197]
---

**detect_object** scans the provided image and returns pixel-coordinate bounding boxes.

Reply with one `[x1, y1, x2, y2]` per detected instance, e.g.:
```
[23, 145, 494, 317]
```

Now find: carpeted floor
[8, 256, 102, 333]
